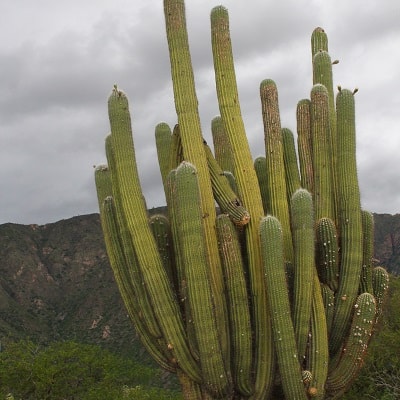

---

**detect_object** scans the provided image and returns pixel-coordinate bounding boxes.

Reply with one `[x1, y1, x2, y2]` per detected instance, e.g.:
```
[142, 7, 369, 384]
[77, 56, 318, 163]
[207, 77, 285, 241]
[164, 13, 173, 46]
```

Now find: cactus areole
[94, 2, 388, 399]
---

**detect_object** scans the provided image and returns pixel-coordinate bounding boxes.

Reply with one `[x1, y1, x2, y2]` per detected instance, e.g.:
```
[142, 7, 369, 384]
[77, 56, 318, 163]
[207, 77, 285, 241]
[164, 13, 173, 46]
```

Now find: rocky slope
[0, 211, 398, 356]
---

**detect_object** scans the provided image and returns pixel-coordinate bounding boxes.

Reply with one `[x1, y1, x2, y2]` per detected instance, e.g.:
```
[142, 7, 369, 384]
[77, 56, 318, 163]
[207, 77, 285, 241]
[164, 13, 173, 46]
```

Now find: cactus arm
[291, 189, 315, 361]
[282, 128, 301, 203]
[211, 7, 274, 399]
[372, 266, 389, 323]
[100, 196, 177, 373]
[163, 3, 230, 359]
[326, 293, 376, 398]
[216, 214, 253, 396]
[311, 27, 328, 57]
[155, 122, 173, 188]
[260, 79, 293, 263]
[308, 273, 329, 399]
[329, 89, 363, 356]
[296, 99, 314, 193]
[260, 215, 308, 400]
[107, 86, 201, 382]
[211, 115, 234, 174]
[203, 142, 250, 226]
[310, 84, 335, 222]
[360, 210, 374, 294]
[174, 161, 231, 398]
[254, 156, 269, 215]
[316, 217, 339, 292]
[320, 284, 335, 335]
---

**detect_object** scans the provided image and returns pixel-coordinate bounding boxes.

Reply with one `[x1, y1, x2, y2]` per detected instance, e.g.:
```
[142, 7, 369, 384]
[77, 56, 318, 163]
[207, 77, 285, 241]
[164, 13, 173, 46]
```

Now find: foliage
[343, 275, 400, 399]
[0, 340, 181, 400]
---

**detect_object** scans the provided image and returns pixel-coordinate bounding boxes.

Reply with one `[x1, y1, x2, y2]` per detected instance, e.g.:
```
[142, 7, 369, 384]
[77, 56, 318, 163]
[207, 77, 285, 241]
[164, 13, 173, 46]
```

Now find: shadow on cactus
[94, 1, 389, 399]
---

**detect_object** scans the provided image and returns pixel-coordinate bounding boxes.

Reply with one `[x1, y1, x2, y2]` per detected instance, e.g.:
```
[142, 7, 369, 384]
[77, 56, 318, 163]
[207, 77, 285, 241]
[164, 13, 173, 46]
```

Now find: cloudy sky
[0, 0, 399, 225]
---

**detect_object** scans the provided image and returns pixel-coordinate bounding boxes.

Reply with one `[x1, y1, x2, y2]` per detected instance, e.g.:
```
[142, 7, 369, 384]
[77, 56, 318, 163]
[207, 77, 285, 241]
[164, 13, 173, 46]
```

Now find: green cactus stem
[296, 99, 314, 193]
[326, 293, 376, 398]
[360, 210, 374, 294]
[173, 161, 231, 397]
[282, 128, 301, 202]
[216, 214, 253, 396]
[211, 115, 234, 174]
[329, 88, 363, 357]
[211, 6, 274, 398]
[260, 215, 308, 400]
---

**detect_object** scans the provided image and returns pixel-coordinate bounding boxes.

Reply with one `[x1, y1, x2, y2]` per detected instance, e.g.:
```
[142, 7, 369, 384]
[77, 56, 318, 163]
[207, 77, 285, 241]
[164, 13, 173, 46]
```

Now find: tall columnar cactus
[94, 2, 389, 399]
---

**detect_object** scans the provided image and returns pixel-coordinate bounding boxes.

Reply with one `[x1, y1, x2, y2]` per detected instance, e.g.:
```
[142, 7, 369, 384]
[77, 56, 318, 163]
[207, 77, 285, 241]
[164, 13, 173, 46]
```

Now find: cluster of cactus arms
[94, 1, 389, 399]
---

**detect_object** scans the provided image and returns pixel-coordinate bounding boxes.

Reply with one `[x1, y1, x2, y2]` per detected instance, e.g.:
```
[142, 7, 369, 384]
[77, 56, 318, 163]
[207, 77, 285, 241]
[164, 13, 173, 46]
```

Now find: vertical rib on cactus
[310, 84, 335, 222]
[311, 27, 328, 57]
[260, 79, 294, 263]
[282, 128, 301, 202]
[211, 116, 234, 174]
[360, 210, 374, 294]
[326, 293, 376, 398]
[329, 88, 363, 357]
[174, 162, 230, 398]
[163, 1, 229, 361]
[260, 215, 308, 400]
[216, 214, 253, 396]
[254, 156, 269, 215]
[155, 122, 173, 189]
[296, 99, 314, 193]
[291, 189, 315, 361]
[211, 7, 274, 398]
[107, 86, 201, 383]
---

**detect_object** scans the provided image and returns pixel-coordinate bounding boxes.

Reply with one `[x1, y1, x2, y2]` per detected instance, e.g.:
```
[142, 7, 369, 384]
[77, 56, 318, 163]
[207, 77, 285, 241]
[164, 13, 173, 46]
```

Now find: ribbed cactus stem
[360, 210, 374, 294]
[296, 99, 314, 192]
[291, 189, 315, 361]
[282, 128, 301, 202]
[311, 27, 328, 57]
[216, 214, 253, 396]
[330, 88, 363, 357]
[310, 84, 335, 222]
[155, 122, 173, 188]
[174, 161, 230, 397]
[211, 7, 274, 398]
[211, 115, 234, 174]
[260, 79, 293, 263]
[107, 86, 201, 383]
[260, 215, 308, 400]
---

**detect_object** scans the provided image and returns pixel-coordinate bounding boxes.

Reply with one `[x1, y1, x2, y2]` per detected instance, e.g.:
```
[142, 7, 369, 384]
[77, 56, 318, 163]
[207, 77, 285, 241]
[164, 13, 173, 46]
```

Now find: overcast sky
[0, 0, 399, 225]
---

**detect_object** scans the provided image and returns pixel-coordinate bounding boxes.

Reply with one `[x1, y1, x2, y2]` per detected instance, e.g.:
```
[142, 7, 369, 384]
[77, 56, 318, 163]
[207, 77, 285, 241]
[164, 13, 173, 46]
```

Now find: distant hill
[0, 211, 398, 355]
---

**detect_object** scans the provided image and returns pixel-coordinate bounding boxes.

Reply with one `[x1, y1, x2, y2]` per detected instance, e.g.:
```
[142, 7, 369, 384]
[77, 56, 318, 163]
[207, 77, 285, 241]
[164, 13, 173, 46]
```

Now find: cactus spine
[94, 2, 388, 398]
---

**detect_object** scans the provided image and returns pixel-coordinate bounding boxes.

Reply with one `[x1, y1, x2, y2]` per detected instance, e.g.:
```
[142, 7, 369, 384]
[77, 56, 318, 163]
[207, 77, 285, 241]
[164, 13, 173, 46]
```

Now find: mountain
[0, 211, 399, 355]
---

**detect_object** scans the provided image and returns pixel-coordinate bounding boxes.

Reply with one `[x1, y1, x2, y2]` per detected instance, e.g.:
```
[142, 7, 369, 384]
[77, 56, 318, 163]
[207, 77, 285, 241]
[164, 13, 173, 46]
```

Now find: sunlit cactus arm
[316, 217, 339, 292]
[329, 88, 363, 357]
[104, 135, 162, 340]
[174, 161, 231, 398]
[211, 115, 234, 174]
[216, 214, 253, 397]
[282, 128, 301, 202]
[326, 293, 376, 399]
[291, 189, 315, 361]
[360, 210, 374, 294]
[211, 7, 274, 399]
[163, 2, 229, 358]
[260, 215, 308, 400]
[107, 87, 201, 383]
[296, 99, 314, 192]
[260, 79, 293, 263]
[99, 195, 177, 373]
[320, 283, 335, 335]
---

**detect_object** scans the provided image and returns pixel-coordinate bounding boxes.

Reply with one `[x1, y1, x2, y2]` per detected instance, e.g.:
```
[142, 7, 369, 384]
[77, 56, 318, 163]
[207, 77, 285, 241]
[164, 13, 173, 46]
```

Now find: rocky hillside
[0, 211, 398, 355]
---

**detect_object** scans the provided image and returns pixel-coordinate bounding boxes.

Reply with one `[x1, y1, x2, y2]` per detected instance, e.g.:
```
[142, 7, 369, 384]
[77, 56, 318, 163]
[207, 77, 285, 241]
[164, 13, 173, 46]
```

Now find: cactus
[94, 1, 388, 398]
